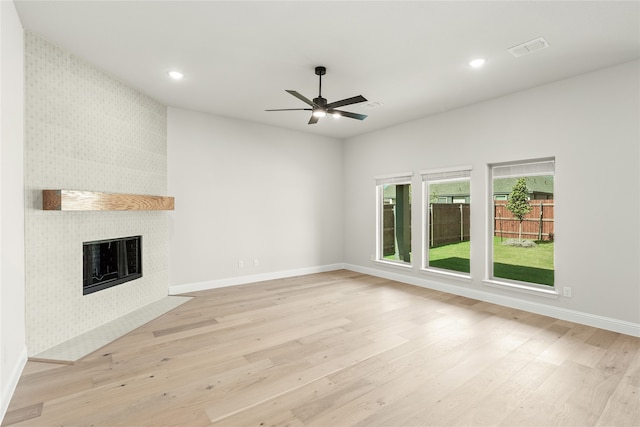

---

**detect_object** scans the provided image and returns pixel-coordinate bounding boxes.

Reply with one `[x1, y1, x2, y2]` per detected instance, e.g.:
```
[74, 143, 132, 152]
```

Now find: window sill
[373, 259, 413, 270]
[482, 279, 558, 298]
[420, 268, 471, 283]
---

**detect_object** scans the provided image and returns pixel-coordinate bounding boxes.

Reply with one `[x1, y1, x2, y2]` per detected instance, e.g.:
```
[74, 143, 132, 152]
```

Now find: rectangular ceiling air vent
[508, 37, 550, 58]
[362, 101, 384, 109]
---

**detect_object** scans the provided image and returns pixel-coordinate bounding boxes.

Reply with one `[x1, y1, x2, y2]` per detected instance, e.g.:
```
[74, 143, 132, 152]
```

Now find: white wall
[1, 0, 26, 419]
[343, 61, 640, 333]
[168, 108, 344, 290]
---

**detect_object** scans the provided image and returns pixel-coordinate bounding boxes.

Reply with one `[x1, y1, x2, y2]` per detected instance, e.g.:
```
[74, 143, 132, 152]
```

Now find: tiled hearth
[32, 296, 191, 363]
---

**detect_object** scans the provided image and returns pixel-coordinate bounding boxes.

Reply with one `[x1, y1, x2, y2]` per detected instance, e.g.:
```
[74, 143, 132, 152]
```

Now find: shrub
[501, 238, 537, 248]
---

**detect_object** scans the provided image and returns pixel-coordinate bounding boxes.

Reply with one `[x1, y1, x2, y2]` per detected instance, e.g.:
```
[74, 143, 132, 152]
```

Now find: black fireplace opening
[83, 236, 142, 295]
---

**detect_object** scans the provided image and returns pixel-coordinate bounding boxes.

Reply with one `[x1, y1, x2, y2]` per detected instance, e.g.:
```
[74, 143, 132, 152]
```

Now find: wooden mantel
[42, 190, 174, 211]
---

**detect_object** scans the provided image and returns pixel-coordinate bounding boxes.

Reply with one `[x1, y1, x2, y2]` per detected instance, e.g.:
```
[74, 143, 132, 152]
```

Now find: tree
[506, 178, 531, 242]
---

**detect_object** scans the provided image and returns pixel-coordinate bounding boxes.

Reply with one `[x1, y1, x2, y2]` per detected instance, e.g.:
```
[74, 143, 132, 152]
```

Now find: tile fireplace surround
[24, 32, 170, 355]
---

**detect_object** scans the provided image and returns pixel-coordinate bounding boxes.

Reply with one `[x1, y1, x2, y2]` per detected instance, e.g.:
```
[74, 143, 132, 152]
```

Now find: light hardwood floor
[3, 270, 639, 426]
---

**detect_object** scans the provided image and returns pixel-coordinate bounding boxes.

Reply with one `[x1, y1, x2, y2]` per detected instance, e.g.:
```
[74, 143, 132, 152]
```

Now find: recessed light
[168, 70, 184, 80]
[469, 58, 486, 69]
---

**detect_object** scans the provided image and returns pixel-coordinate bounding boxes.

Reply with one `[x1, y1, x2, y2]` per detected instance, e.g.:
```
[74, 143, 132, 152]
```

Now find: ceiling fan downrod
[315, 66, 326, 98]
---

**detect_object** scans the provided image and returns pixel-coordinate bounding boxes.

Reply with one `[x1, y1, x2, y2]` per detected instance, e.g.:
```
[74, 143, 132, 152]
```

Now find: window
[490, 159, 555, 288]
[422, 167, 471, 275]
[376, 173, 412, 265]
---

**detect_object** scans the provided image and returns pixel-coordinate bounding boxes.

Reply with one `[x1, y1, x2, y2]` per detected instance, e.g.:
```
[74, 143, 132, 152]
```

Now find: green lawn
[428, 237, 554, 286]
[428, 240, 470, 273]
[494, 237, 554, 285]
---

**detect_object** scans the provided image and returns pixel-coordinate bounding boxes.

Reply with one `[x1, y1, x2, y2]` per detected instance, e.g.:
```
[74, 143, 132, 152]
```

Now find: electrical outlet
[253, 259, 259, 267]
[238, 260, 244, 269]
[563, 287, 572, 297]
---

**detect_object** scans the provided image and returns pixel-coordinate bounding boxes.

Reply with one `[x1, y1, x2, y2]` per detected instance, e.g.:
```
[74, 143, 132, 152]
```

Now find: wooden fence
[494, 200, 554, 241]
[383, 200, 554, 254]
[383, 204, 396, 256]
[429, 203, 470, 247]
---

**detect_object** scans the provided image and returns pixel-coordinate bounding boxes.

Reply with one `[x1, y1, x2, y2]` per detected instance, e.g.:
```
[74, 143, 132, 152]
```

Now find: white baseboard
[1, 345, 27, 422]
[344, 263, 640, 338]
[168, 262, 639, 337]
[168, 263, 346, 295]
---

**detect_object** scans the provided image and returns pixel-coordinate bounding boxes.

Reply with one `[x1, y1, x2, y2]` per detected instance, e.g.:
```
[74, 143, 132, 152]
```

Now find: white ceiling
[14, 1, 640, 139]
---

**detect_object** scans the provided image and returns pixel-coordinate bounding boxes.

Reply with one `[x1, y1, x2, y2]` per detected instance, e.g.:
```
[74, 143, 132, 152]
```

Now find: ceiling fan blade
[286, 90, 316, 107]
[265, 108, 312, 111]
[325, 95, 367, 110]
[331, 110, 368, 121]
[308, 114, 320, 125]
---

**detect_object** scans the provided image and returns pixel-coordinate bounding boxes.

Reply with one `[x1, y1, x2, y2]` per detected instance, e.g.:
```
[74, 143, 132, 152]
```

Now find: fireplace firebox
[83, 236, 142, 295]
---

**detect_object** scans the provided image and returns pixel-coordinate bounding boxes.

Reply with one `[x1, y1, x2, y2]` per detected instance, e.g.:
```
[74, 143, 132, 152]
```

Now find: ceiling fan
[266, 66, 368, 125]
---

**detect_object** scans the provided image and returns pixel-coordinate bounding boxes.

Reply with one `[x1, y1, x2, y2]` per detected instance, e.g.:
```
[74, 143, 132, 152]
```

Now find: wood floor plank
[0, 403, 42, 426]
[205, 335, 407, 423]
[499, 360, 603, 426]
[152, 317, 220, 337]
[212, 378, 339, 427]
[3, 270, 639, 426]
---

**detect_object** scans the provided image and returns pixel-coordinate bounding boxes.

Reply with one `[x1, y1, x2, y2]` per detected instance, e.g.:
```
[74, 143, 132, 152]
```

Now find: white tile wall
[24, 32, 169, 355]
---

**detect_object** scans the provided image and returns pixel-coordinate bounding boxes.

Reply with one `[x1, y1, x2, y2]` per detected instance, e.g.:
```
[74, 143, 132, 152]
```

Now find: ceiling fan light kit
[266, 66, 368, 125]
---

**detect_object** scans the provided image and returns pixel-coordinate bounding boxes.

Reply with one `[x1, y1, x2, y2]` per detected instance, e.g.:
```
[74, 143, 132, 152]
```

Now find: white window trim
[419, 164, 473, 177]
[482, 279, 559, 298]
[421, 165, 472, 275]
[374, 258, 414, 270]
[375, 172, 414, 266]
[374, 171, 413, 185]
[492, 158, 554, 178]
[420, 266, 472, 282]
[487, 158, 556, 292]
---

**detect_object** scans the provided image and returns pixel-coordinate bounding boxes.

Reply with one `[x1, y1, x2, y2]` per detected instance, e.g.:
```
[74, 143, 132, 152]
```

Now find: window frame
[420, 165, 472, 279]
[484, 158, 558, 297]
[374, 172, 414, 268]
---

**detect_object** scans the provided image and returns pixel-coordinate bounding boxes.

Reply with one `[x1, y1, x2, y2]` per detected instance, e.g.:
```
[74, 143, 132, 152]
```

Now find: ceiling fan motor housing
[313, 97, 327, 107]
